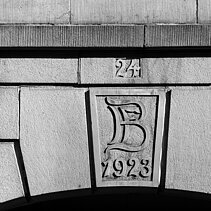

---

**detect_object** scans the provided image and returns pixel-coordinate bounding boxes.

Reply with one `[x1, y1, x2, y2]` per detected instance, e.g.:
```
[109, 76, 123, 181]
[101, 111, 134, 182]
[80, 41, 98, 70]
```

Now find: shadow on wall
[2, 188, 211, 211]
[2, 47, 211, 58]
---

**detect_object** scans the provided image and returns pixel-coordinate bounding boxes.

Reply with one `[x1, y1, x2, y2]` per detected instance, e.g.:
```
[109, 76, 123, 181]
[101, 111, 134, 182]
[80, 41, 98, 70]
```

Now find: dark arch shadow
[2, 188, 211, 211]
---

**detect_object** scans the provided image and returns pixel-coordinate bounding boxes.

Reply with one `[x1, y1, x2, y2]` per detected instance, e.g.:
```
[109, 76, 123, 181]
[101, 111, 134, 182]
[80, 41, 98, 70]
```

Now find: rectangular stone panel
[81, 58, 211, 84]
[0, 59, 78, 83]
[0, 87, 19, 139]
[198, 0, 211, 23]
[20, 87, 91, 196]
[0, 142, 24, 202]
[71, 0, 196, 24]
[0, 25, 144, 47]
[143, 58, 211, 84]
[166, 88, 211, 193]
[90, 88, 166, 187]
[81, 58, 145, 84]
[145, 25, 211, 47]
[0, 0, 70, 23]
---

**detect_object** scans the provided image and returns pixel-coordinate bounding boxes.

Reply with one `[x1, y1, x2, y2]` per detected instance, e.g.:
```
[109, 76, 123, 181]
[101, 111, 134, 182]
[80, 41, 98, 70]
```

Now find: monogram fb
[90, 89, 166, 187]
[102, 96, 152, 181]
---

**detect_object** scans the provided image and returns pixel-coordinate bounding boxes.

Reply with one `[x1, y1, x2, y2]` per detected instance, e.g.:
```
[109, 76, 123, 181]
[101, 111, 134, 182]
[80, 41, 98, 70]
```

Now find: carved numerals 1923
[115, 58, 142, 78]
[102, 158, 151, 179]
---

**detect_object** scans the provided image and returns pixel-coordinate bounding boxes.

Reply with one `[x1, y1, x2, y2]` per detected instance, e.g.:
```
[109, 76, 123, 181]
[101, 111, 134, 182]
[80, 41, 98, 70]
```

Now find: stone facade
[0, 0, 210, 209]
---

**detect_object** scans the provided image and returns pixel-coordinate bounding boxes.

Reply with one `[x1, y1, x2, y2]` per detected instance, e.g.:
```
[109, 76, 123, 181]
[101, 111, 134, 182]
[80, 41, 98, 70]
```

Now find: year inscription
[102, 158, 151, 179]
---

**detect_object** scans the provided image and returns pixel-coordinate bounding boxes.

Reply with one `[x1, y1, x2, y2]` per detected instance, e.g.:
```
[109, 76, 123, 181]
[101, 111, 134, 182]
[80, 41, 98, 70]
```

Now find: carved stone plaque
[90, 88, 166, 187]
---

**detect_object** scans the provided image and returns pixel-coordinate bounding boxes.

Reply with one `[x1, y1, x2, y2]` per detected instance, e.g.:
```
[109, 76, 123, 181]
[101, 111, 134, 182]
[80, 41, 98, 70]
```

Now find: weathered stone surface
[0, 142, 24, 202]
[71, 0, 196, 24]
[90, 88, 166, 187]
[0, 87, 19, 139]
[0, 59, 78, 83]
[0, 24, 210, 47]
[166, 88, 211, 193]
[20, 87, 91, 196]
[81, 58, 145, 84]
[81, 58, 211, 84]
[198, 0, 211, 23]
[143, 58, 211, 83]
[145, 25, 211, 47]
[0, 25, 144, 47]
[0, 0, 70, 23]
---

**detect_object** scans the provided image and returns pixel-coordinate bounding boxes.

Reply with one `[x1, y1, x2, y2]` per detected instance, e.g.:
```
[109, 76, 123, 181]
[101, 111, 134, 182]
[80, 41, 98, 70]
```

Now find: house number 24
[102, 158, 151, 178]
[115, 58, 142, 78]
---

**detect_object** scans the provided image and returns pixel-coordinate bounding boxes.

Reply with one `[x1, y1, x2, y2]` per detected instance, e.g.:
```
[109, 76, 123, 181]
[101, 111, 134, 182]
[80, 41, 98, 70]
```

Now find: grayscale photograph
[0, 0, 210, 210]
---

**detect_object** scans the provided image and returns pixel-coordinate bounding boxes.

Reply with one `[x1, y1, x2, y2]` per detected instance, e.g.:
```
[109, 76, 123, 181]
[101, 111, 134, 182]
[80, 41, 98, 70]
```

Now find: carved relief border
[90, 88, 166, 187]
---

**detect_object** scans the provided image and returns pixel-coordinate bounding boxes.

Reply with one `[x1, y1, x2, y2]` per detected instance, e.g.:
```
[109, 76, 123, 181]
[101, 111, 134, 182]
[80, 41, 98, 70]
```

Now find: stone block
[90, 88, 166, 187]
[166, 88, 211, 193]
[81, 58, 145, 84]
[0, 0, 70, 23]
[20, 87, 91, 196]
[0, 87, 19, 139]
[0, 142, 24, 202]
[0, 59, 78, 83]
[198, 0, 211, 23]
[71, 0, 196, 24]
[80, 58, 211, 84]
[0, 25, 144, 47]
[145, 25, 211, 47]
[143, 58, 211, 83]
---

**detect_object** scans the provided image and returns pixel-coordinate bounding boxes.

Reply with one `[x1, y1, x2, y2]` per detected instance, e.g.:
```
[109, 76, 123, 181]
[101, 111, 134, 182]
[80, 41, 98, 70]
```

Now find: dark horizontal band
[0, 24, 211, 48]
